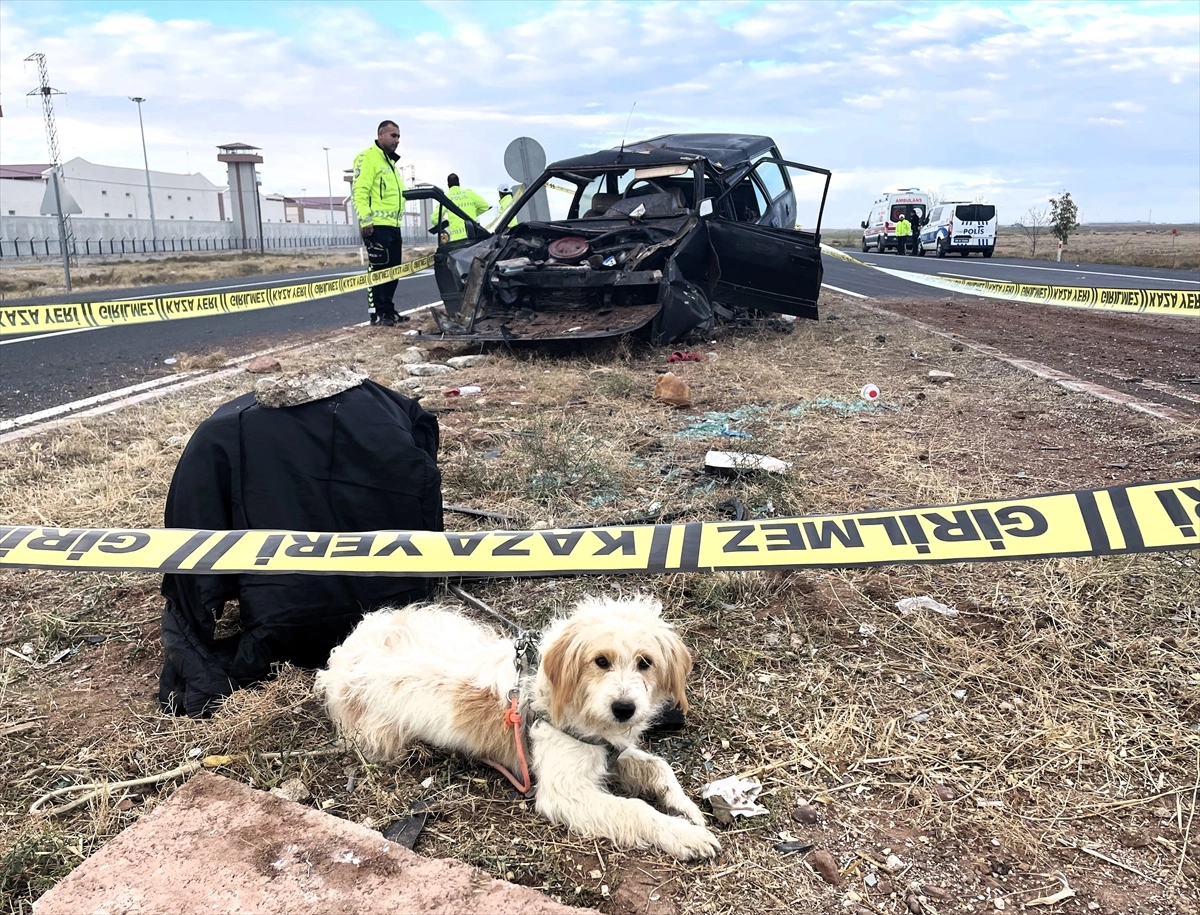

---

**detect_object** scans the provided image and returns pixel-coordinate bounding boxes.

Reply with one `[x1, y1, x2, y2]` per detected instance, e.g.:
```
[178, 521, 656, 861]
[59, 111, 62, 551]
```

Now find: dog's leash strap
[482, 691, 534, 795]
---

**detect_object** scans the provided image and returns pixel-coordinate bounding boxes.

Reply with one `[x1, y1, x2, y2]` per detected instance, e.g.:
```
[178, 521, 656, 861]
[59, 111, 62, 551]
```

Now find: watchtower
[217, 142, 264, 252]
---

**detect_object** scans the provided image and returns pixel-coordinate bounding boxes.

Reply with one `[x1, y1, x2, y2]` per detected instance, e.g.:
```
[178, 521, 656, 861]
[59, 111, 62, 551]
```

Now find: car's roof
[549, 133, 777, 172]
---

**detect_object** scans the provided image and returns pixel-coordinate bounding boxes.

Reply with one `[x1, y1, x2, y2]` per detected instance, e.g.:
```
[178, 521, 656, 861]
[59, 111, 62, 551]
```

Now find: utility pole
[25, 52, 74, 291]
[129, 97, 159, 252]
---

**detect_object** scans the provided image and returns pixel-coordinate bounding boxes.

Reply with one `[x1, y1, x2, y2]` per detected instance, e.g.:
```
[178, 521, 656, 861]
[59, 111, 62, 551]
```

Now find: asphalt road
[0, 267, 440, 421]
[3, 251, 1197, 423]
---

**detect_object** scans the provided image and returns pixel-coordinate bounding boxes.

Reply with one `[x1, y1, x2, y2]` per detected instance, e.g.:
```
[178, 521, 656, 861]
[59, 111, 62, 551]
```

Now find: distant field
[825, 223, 1200, 270]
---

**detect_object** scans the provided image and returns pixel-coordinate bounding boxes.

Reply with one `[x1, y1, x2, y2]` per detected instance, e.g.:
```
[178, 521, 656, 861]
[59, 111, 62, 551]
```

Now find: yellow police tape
[819, 244, 1200, 316]
[0, 255, 436, 337]
[0, 478, 1195, 578]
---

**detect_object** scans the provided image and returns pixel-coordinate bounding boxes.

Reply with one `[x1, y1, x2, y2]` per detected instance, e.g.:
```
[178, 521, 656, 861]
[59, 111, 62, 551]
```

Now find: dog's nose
[611, 701, 636, 722]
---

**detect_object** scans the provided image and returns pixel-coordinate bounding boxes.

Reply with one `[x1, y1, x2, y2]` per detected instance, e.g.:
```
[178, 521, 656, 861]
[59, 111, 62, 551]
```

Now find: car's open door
[707, 158, 830, 319]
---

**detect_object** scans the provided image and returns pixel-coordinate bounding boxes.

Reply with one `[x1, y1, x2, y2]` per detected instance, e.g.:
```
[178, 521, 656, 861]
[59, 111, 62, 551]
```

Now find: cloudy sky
[2, 0, 1197, 228]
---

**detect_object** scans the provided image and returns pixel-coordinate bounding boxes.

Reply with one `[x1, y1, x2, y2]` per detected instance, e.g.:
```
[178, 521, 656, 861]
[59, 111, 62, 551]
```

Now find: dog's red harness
[484, 689, 533, 794]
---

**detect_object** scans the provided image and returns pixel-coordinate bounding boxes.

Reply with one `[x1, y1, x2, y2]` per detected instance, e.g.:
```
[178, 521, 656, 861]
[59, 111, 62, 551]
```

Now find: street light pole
[323, 146, 335, 241]
[129, 97, 158, 252]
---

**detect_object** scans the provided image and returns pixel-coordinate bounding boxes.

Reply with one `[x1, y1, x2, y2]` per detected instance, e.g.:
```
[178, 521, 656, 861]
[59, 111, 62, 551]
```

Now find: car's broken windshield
[554, 169, 692, 220]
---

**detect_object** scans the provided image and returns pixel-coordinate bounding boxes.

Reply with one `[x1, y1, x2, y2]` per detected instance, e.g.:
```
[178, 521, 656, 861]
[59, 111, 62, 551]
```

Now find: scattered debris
[860, 383, 881, 401]
[653, 372, 692, 407]
[269, 778, 311, 804]
[444, 386, 482, 397]
[774, 840, 814, 855]
[791, 804, 820, 824]
[163, 357, 177, 365]
[700, 776, 769, 824]
[447, 355, 488, 369]
[381, 801, 428, 850]
[895, 595, 958, 617]
[405, 363, 457, 377]
[254, 365, 367, 409]
[667, 351, 707, 363]
[927, 370, 955, 383]
[705, 451, 790, 474]
[932, 785, 957, 801]
[1026, 874, 1076, 906]
[245, 356, 282, 374]
[809, 848, 843, 886]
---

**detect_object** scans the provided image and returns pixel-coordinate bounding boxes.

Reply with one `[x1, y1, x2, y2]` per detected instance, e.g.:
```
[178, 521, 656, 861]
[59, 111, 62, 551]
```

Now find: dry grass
[0, 250, 367, 300]
[1, 300, 1199, 914]
[825, 224, 1200, 270]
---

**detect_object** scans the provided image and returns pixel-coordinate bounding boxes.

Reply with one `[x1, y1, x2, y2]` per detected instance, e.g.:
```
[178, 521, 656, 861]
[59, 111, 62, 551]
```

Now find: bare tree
[925, 188, 946, 207]
[1014, 206, 1050, 257]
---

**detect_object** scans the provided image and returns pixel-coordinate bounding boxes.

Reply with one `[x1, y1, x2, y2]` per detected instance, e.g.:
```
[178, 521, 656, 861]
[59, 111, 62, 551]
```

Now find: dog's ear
[655, 629, 694, 715]
[540, 620, 583, 723]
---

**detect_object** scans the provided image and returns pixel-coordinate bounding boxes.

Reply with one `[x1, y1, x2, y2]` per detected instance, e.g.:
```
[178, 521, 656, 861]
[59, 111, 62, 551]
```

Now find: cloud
[1, 0, 1196, 226]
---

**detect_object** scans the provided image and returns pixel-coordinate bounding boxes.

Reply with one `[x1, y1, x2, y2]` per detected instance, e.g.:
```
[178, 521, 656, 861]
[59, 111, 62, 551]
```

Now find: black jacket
[159, 380, 442, 716]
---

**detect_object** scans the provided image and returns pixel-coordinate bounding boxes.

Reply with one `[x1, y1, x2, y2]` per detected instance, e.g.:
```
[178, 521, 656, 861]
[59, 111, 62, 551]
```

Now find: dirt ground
[1, 291, 1198, 915]
[867, 296, 1200, 420]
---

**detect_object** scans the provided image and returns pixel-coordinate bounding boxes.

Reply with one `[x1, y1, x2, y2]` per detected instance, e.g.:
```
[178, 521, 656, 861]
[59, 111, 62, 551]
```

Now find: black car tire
[959, 250, 970, 257]
[861, 236, 869, 252]
[982, 247, 994, 259]
[936, 238, 947, 258]
[916, 242, 925, 257]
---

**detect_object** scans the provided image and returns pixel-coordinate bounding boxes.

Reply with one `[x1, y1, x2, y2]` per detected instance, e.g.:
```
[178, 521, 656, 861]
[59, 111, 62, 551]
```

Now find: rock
[905, 895, 923, 913]
[165, 435, 184, 447]
[810, 849, 843, 886]
[653, 372, 692, 407]
[932, 785, 957, 801]
[117, 798, 134, 811]
[399, 347, 427, 365]
[395, 378, 424, 393]
[255, 365, 367, 408]
[245, 356, 282, 374]
[1117, 829, 1152, 848]
[921, 885, 949, 900]
[269, 777, 311, 803]
[927, 370, 955, 383]
[406, 363, 457, 377]
[447, 355, 488, 369]
[791, 804, 820, 825]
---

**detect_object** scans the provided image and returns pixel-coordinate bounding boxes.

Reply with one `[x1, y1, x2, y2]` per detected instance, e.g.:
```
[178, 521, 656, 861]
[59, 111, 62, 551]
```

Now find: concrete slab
[34, 771, 591, 915]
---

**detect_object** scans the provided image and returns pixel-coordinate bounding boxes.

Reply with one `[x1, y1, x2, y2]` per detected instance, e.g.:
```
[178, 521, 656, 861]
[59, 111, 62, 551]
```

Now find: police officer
[352, 120, 406, 326]
[497, 182, 514, 213]
[431, 174, 490, 242]
[894, 212, 912, 255]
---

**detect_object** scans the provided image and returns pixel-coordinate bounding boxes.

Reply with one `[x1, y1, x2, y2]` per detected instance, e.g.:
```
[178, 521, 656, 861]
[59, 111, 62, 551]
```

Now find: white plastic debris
[701, 776, 770, 825]
[895, 595, 958, 617]
[705, 450, 791, 474]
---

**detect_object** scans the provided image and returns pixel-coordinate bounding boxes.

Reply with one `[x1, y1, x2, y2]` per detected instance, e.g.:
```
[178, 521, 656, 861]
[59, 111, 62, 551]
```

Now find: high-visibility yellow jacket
[432, 186, 491, 241]
[498, 192, 513, 212]
[352, 143, 405, 228]
[894, 218, 912, 237]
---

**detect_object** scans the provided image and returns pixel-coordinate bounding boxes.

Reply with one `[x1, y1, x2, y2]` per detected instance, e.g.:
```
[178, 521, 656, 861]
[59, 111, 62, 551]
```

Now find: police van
[917, 202, 998, 258]
[859, 189, 930, 253]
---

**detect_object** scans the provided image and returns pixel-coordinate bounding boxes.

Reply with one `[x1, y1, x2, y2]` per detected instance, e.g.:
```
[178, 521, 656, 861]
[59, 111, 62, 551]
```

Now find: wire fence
[0, 233, 366, 259]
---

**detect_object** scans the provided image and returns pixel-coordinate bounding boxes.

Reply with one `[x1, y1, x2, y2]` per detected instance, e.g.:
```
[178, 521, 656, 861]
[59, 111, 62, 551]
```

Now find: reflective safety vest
[895, 218, 912, 238]
[352, 144, 405, 228]
[432, 186, 491, 241]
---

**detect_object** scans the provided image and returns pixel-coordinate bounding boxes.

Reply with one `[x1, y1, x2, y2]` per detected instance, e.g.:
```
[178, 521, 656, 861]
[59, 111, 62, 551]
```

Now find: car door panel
[708, 220, 821, 319]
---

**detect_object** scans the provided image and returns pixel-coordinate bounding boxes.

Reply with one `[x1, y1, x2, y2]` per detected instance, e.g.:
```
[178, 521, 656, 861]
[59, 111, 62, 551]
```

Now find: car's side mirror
[860, 221, 868, 229]
[698, 198, 714, 217]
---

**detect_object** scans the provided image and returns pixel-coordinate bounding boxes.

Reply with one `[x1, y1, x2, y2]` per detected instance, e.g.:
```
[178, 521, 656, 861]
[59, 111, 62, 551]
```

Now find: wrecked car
[406, 133, 831, 342]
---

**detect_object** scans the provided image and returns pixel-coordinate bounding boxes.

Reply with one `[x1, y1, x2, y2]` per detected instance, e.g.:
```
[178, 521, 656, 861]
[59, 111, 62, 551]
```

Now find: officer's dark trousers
[365, 226, 403, 322]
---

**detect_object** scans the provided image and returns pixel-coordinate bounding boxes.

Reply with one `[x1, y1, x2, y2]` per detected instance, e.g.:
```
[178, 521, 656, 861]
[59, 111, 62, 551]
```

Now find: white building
[0, 158, 225, 221]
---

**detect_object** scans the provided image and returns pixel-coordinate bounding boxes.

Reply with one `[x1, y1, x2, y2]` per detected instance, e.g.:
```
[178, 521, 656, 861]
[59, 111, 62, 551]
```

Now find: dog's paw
[665, 795, 707, 827]
[656, 821, 721, 861]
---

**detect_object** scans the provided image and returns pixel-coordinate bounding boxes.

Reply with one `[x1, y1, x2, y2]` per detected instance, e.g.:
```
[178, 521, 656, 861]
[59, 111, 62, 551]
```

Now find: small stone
[399, 347, 427, 365]
[447, 354, 488, 369]
[905, 895, 923, 914]
[270, 777, 311, 803]
[165, 435, 183, 447]
[927, 370, 955, 383]
[932, 785, 957, 801]
[117, 798, 134, 811]
[810, 849, 843, 886]
[884, 854, 904, 873]
[1117, 829, 1152, 848]
[405, 363, 457, 377]
[588, 870, 601, 879]
[245, 356, 282, 373]
[791, 804, 820, 824]
[922, 885, 949, 900]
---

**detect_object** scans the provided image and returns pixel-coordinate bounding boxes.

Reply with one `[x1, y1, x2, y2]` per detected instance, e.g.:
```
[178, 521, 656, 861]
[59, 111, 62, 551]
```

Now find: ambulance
[859, 189, 931, 254]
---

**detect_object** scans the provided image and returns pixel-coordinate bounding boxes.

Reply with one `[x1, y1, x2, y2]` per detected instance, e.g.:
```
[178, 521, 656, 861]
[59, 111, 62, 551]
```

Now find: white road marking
[0, 300, 446, 442]
[0, 269, 435, 346]
[822, 283, 871, 299]
[936, 265, 1199, 285]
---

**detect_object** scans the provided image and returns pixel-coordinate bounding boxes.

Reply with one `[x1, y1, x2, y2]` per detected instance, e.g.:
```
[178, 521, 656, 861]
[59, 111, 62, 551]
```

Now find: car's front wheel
[861, 236, 868, 252]
[936, 238, 947, 258]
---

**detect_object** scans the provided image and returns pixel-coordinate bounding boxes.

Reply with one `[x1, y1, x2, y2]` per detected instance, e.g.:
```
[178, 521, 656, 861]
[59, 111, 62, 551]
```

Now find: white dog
[316, 594, 720, 860]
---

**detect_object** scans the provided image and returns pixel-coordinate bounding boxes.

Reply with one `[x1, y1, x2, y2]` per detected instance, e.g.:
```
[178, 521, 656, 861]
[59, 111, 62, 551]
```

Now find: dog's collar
[529, 713, 624, 768]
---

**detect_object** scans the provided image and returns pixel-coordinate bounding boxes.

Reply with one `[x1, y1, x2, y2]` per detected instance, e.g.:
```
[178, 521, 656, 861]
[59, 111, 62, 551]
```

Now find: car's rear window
[955, 204, 996, 222]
